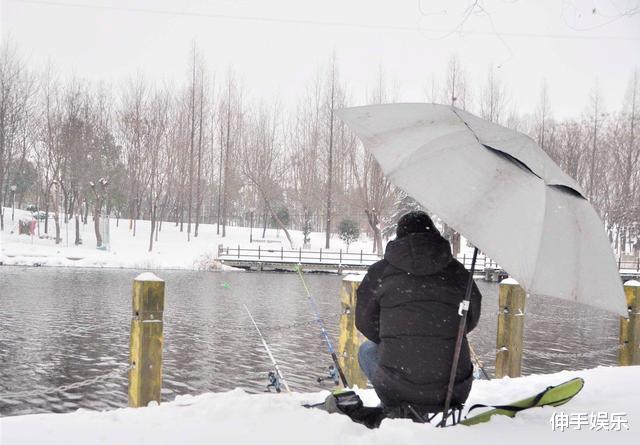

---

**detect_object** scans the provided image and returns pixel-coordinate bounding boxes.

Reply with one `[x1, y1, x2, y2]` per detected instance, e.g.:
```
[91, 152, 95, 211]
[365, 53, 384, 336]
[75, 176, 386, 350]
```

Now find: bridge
[217, 244, 640, 282]
[216, 244, 506, 279]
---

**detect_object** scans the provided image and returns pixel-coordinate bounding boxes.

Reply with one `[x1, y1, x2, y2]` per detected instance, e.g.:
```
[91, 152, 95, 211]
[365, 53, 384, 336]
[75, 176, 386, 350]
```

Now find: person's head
[396, 211, 437, 238]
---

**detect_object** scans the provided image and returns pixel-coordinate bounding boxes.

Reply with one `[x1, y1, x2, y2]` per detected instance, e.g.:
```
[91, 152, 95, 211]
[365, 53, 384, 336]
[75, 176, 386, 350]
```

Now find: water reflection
[0, 267, 619, 416]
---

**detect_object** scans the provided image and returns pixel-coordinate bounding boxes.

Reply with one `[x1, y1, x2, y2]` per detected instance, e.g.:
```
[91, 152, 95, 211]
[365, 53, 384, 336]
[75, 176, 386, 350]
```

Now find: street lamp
[10, 185, 17, 223]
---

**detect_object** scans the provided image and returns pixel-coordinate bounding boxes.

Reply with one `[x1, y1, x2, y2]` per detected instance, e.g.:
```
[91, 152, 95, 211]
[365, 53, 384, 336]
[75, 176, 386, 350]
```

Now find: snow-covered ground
[1, 366, 637, 444]
[0, 208, 378, 270]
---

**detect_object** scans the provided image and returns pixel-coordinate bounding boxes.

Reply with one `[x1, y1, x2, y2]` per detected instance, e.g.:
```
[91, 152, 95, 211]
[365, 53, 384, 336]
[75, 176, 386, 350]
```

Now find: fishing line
[243, 303, 292, 395]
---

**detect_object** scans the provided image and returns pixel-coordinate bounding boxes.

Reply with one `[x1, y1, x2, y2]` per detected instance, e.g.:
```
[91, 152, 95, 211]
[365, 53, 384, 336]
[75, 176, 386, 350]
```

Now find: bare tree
[349, 67, 394, 254]
[479, 62, 508, 124]
[242, 102, 294, 247]
[442, 55, 469, 110]
[536, 80, 551, 152]
[324, 56, 339, 249]
[585, 81, 606, 203]
[0, 43, 34, 230]
[289, 75, 323, 247]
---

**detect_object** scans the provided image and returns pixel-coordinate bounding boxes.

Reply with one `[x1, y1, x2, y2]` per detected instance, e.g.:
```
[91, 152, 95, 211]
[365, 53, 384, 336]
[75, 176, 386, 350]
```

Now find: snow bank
[0, 208, 375, 272]
[2, 366, 637, 444]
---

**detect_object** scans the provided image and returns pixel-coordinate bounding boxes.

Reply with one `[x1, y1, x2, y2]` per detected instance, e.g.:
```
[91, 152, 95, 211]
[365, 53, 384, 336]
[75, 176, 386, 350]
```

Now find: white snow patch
[1, 208, 375, 272]
[624, 280, 640, 287]
[501, 277, 520, 285]
[343, 273, 365, 283]
[135, 272, 164, 282]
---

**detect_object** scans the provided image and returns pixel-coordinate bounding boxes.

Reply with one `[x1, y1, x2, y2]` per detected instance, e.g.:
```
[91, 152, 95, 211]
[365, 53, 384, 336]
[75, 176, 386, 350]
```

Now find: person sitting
[356, 211, 482, 421]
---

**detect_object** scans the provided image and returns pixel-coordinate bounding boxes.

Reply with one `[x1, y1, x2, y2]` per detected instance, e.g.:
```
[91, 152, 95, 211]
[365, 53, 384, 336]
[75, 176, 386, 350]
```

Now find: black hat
[396, 211, 437, 238]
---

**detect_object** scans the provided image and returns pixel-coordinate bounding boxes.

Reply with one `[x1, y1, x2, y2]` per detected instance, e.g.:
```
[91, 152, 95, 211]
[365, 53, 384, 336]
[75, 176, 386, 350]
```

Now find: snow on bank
[0, 208, 375, 271]
[1, 366, 637, 445]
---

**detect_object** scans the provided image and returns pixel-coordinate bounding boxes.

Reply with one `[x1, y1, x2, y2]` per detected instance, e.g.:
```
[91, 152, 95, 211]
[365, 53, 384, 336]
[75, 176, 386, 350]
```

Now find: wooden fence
[128, 273, 639, 407]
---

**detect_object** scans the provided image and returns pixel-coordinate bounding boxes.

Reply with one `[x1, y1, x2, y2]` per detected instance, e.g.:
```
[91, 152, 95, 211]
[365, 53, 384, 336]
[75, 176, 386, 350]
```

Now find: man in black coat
[356, 211, 482, 412]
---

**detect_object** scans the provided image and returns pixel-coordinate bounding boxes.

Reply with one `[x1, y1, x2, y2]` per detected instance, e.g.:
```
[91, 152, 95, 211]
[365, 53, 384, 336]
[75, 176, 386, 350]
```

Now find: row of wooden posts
[127, 273, 640, 408]
[337, 277, 640, 388]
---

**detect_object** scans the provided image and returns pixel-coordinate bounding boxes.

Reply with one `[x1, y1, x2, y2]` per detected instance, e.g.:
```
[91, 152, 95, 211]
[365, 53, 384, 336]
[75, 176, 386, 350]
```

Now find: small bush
[338, 219, 360, 251]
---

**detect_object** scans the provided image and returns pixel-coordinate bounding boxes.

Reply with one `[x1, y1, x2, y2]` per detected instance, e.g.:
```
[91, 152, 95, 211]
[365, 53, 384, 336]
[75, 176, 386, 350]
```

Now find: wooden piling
[619, 280, 640, 366]
[495, 278, 526, 378]
[129, 273, 165, 407]
[337, 275, 368, 388]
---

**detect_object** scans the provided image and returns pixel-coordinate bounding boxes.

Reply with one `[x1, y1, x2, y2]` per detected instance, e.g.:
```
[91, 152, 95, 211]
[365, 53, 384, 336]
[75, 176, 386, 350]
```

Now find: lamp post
[10, 185, 17, 223]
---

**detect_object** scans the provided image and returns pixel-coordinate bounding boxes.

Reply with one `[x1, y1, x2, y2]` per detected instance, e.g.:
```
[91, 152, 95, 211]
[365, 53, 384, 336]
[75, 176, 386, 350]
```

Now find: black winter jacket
[355, 231, 482, 408]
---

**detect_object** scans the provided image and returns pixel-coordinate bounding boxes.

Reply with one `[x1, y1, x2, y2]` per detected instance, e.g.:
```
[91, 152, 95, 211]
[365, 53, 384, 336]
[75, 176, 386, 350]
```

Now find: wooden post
[619, 280, 640, 366]
[337, 275, 368, 388]
[258, 244, 261, 260]
[495, 278, 526, 378]
[129, 273, 165, 407]
[319, 247, 322, 262]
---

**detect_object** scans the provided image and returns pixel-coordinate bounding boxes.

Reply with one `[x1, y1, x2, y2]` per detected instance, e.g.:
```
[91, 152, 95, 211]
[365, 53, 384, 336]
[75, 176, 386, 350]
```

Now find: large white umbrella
[337, 103, 626, 317]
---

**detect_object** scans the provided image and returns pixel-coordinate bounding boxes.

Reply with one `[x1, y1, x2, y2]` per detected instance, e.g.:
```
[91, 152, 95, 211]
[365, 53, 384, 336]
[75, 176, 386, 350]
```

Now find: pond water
[0, 267, 620, 416]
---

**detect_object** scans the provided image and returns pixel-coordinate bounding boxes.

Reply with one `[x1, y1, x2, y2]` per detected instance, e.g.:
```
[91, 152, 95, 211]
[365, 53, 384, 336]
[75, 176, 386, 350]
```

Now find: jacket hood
[384, 231, 453, 275]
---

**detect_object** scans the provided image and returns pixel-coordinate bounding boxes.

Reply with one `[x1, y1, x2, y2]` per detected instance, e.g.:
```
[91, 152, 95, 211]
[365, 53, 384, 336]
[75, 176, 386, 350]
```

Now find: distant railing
[217, 245, 505, 271]
[457, 253, 500, 271]
[618, 257, 640, 272]
[217, 245, 381, 266]
[458, 255, 640, 273]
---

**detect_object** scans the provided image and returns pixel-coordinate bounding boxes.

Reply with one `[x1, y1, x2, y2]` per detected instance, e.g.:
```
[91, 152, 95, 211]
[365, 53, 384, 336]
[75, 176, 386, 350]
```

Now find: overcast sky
[2, 0, 639, 119]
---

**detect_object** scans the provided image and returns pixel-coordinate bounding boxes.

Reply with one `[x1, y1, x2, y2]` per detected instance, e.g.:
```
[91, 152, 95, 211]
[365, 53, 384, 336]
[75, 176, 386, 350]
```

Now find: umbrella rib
[450, 107, 545, 181]
[527, 183, 550, 294]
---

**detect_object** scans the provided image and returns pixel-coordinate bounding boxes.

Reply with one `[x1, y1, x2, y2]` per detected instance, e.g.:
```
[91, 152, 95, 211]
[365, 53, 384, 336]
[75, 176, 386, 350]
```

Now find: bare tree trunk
[365, 209, 383, 255]
[148, 202, 156, 252]
[187, 47, 196, 242]
[52, 184, 61, 244]
[74, 195, 81, 245]
[325, 66, 335, 249]
[262, 195, 294, 248]
[262, 208, 268, 238]
[195, 66, 205, 238]
[44, 196, 50, 234]
[222, 92, 231, 238]
[74, 214, 80, 245]
[216, 125, 224, 235]
[94, 202, 102, 247]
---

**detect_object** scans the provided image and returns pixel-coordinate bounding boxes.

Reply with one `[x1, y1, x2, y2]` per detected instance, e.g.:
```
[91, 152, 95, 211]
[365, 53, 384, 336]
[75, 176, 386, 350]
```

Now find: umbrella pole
[439, 246, 478, 427]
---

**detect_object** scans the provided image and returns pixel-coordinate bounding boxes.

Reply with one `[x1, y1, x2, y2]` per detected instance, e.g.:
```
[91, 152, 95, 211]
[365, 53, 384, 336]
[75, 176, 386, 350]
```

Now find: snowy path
[1, 366, 637, 444]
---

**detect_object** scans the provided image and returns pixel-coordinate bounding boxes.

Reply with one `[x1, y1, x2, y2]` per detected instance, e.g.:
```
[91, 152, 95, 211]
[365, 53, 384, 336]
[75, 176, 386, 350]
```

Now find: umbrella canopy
[337, 103, 626, 317]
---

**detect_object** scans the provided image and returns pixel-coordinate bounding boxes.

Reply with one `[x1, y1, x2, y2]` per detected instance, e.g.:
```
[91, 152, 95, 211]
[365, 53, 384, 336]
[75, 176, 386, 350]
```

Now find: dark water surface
[0, 267, 620, 416]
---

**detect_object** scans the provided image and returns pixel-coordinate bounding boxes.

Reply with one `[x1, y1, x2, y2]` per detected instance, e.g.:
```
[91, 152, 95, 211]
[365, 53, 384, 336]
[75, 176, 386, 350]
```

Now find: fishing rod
[295, 264, 349, 388]
[243, 304, 292, 395]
